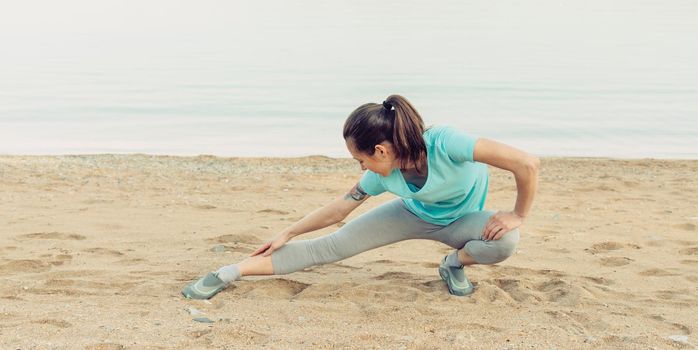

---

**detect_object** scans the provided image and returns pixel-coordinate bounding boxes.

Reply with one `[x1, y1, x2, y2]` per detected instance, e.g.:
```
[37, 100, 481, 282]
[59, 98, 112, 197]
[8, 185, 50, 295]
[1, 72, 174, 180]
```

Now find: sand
[0, 154, 697, 349]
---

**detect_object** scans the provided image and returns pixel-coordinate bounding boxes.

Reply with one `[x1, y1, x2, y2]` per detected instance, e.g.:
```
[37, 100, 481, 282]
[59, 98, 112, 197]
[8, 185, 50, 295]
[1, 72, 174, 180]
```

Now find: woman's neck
[400, 153, 427, 175]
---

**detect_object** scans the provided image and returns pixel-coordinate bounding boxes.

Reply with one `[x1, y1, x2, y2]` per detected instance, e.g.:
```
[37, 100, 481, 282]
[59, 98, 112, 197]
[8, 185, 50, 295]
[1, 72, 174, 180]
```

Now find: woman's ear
[374, 144, 388, 157]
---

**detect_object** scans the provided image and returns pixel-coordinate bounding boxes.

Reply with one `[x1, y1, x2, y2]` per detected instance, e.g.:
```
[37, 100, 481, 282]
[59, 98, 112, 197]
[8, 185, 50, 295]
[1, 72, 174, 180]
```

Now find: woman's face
[346, 139, 398, 177]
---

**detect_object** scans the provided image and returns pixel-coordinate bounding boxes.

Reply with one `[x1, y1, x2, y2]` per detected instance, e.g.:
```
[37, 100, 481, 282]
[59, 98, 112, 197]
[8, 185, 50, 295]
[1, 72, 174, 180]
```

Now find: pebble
[187, 307, 204, 315]
[211, 245, 226, 253]
[584, 336, 597, 343]
[193, 317, 214, 323]
[552, 214, 560, 220]
[668, 335, 688, 343]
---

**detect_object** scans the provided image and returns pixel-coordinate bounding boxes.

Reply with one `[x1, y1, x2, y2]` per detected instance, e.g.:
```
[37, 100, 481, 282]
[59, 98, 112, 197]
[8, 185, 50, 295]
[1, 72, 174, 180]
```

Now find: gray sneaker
[182, 272, 229, 299]
[438, 255, 474, 296]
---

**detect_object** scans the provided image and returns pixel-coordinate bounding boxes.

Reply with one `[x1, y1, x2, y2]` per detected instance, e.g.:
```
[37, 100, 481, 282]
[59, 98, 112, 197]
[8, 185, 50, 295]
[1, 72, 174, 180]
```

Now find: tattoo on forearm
[345, 184, 368, 201]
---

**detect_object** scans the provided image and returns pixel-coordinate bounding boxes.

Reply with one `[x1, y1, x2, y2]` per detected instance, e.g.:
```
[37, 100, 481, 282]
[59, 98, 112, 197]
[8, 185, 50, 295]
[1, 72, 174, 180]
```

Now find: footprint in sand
[549, 247, 571, 253]
[654, 289, 696, 303]
[582, 276, 614, 286]
[599, 257, 634, 267]
[371, 271, 422, 281]
[36, 278, 139, 297]
[473, 266, 598, 307]
[231, 278, 310, 299]
[535, 278, 595, 306]
[15, 232, 86, 240]
[674, 223, 696, 231]
[489, 265, 566, 278]
[467, 282, 517, 304]
[489, 278, 542, 303]
[680, 259, 698, 266]
[669, 322, 691, 335]
[638, 268, 677, 276]
[370, 259, 397, 265]
[257, 208, 290, 215]
[330, 282, 425, 302]
[39, 253, 73, 266]
[0, 259, 52, 274]
[585, 241, 641, 255]
[82, 247, 124, 257]
[679, 247, 698, 255]
[280, 281, 356, 300]
[207, 244, 254, 254]
[685, 276, 698, 283]
[206, 233, 262, 245]
[421, 262, 440, 268]
[32, 319, 72, 328]
[186, 329, 212, 339]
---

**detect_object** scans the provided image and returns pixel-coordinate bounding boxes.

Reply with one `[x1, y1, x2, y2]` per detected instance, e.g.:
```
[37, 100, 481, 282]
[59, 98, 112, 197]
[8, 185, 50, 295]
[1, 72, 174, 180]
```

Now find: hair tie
[382, 100, 392, 110]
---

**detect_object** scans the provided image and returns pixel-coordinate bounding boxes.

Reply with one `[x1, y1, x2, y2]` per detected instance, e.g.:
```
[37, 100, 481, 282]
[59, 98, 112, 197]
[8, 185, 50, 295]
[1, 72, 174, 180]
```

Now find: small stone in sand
[584, 336, 597, 343]
[187, 307, 204, 316]
[211, 245, 226, 253]
[667, 335, 688, 343]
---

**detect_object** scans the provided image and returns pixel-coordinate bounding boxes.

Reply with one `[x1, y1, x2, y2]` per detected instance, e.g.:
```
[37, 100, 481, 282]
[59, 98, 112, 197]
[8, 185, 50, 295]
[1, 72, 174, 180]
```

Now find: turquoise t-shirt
[359, 125, 489, 226]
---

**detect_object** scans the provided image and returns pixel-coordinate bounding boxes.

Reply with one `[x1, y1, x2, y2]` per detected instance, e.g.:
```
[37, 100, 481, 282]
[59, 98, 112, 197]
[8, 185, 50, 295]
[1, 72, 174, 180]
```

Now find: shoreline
[1, 152, 697, 161]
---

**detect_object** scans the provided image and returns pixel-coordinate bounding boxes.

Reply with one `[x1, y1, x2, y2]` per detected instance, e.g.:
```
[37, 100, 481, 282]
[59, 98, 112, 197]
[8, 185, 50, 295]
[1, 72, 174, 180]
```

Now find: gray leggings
[270, 198, 520, 275]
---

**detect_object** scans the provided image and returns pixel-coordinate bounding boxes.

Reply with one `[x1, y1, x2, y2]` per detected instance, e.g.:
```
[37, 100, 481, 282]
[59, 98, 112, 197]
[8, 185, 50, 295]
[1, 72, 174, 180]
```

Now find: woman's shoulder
[424, 124, 461, 143]
[425, 124, 480, 161]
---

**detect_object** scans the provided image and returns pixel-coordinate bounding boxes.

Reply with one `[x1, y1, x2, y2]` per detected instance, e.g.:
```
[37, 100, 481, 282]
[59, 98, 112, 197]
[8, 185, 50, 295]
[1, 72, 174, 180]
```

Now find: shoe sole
[439, 265, 473, 296]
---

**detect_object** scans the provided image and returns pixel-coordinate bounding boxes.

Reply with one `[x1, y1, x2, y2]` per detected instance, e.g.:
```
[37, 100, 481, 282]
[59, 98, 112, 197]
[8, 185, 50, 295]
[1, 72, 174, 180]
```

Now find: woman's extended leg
[266, 198, 437, 275]
[208, 197, 434, 293]
[184, 199, 432, 299]
[217, 198, 434, 279]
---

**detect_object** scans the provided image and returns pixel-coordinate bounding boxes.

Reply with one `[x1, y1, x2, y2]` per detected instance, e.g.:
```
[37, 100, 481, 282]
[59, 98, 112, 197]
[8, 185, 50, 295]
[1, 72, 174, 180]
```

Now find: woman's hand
[250, 232, 291, 257]
[482, 211, 524, 240]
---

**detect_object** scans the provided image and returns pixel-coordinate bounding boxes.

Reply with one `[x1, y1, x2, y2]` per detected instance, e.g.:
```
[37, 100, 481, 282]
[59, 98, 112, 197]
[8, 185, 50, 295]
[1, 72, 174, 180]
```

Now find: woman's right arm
[250, 182, 370, 257]
[282, 182, 370, 238]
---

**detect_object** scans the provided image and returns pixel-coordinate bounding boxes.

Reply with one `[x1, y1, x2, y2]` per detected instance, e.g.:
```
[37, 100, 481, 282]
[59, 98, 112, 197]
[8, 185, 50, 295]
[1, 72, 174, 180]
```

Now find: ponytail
[343, 94, 427, 173]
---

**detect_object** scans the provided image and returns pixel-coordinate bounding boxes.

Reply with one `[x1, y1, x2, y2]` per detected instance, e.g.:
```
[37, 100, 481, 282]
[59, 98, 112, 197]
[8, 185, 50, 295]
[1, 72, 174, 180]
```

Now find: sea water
[0, 0, 696, 159]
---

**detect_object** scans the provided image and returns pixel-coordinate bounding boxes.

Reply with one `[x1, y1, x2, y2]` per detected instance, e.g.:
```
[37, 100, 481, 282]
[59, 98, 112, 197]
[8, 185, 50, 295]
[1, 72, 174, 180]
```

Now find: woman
[182, 94, 539, 299]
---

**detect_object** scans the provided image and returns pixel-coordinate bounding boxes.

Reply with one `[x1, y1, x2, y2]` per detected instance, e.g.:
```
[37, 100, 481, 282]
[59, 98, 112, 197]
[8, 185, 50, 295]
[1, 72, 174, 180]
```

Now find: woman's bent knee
[467, 228, 520, 265]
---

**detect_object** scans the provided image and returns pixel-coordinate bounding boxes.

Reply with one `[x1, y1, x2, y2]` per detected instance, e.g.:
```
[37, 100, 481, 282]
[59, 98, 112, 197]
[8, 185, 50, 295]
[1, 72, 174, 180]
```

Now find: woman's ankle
[216, 264, 241, 283]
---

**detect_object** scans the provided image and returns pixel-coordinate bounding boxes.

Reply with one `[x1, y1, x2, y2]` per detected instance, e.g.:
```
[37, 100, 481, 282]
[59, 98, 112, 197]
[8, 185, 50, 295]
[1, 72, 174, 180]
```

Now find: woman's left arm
[472, 138, 541, 240]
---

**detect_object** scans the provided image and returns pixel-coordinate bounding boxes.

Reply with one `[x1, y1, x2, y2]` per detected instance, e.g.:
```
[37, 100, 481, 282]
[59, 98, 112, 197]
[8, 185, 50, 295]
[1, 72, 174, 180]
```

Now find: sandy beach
[0, 154, 696, 349]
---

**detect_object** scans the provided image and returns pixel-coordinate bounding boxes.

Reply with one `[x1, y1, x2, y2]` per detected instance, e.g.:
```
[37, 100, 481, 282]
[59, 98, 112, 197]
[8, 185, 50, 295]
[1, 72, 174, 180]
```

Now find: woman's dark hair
[343, 94, 426, 173]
